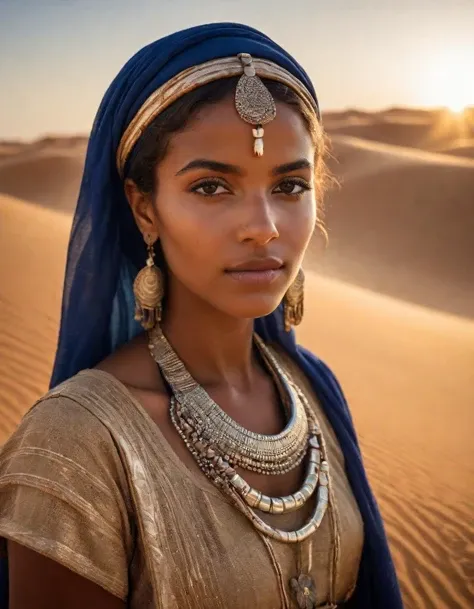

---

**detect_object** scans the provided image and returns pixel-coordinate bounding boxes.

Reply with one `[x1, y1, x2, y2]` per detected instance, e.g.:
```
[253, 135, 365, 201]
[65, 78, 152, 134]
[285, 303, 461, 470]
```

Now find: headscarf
[50, 22, 403, 608]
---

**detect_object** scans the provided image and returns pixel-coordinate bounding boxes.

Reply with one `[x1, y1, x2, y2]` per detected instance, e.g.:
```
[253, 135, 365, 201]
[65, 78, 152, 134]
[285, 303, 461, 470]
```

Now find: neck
[160, 281, 258, 391]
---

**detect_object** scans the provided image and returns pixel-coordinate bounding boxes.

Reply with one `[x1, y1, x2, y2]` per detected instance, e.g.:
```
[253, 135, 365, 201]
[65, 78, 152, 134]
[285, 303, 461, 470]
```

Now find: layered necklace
[148, 325, 341, 609]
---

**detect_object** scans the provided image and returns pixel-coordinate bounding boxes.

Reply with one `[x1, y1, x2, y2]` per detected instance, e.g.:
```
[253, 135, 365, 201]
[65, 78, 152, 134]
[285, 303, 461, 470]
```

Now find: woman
[0, 23, 403, 609]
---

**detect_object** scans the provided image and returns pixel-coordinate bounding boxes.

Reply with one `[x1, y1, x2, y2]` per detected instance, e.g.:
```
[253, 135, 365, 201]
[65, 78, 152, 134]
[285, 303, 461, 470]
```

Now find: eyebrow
[176, 159, 243, 176]
[175, 157, 313, 177]
[272, 159, 313, 176]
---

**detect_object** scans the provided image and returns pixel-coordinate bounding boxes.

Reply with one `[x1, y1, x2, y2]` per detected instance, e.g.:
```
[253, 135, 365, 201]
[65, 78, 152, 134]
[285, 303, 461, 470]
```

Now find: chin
[224, 294, 283, 321]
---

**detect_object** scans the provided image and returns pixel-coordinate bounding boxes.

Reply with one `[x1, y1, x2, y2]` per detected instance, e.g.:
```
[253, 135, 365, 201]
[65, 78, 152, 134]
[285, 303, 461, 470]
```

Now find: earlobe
[124, 178, 159, 239]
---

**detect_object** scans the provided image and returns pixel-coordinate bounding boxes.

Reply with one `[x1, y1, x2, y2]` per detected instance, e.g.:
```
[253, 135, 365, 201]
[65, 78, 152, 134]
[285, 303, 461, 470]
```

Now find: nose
[236, 196, 280, 246]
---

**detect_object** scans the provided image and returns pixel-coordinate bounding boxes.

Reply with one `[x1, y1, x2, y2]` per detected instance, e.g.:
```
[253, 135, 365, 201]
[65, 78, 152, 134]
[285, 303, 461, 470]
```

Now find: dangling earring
[133, 234, 164, 330]
[283, 268, 305, 331]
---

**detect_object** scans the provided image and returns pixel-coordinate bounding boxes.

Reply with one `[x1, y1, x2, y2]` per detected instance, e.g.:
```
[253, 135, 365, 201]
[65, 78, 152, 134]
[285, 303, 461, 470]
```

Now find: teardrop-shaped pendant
[235, 73, 276, 126]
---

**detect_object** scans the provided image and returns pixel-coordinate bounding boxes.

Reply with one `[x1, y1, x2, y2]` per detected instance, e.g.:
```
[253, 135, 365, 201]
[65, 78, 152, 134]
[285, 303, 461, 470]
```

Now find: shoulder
[4, 376, 106, 447]
[10, 371, 125, 447]
[0, 374, 134, 601]
[95, 331, 165, 393]
[0, 369, 138, 512]
[0, 373, 131, 497]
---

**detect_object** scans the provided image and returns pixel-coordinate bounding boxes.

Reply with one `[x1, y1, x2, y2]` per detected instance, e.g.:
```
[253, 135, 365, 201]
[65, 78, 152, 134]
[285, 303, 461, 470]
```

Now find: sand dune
[436, 139, 474, 159]
[0, 143, 25, 160]
[0, 194, 71, 440]
[299, 272, 474, 609]
[1, 109, 474, 607]
[314, 135, 474, 318]
[326, 116, 436, 149]
[0, 136, 87, 158]
[0, 145, 84, 212]
[324, 107, 474, 153]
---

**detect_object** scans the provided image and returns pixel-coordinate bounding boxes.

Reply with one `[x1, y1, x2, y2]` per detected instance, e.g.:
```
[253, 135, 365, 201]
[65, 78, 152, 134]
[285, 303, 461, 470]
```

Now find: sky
[1, 0, 473, 140]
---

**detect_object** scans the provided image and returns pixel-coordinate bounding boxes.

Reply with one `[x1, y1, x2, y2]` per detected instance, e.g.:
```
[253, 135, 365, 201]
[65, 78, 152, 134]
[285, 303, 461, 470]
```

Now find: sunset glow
[447, 102, 469, 114]
[420, 50, 473, 113]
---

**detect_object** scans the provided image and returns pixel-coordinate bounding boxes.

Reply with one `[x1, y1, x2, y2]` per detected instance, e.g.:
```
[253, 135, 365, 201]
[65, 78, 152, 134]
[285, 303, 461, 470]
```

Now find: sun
[446, 100, 468, 114]
[419, 49, 473, 112]
[443, 90, 470, 115]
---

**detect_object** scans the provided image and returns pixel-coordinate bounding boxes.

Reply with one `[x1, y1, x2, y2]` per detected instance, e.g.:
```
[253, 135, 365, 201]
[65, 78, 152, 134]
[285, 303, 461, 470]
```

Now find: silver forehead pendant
[235, 53, 277, 157]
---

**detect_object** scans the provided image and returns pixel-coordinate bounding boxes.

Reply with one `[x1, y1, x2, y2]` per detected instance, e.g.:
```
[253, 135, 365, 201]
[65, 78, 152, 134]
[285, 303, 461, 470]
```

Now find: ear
[124, 178, 159, 241]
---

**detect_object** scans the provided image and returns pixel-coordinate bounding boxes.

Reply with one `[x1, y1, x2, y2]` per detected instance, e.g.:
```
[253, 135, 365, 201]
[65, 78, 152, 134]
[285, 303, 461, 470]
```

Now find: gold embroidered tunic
[0, 351, 364, 607]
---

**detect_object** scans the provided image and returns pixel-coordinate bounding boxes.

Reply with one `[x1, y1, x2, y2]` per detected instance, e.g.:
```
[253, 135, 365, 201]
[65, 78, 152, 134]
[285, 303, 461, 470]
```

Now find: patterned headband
[116, 54, 319, 176]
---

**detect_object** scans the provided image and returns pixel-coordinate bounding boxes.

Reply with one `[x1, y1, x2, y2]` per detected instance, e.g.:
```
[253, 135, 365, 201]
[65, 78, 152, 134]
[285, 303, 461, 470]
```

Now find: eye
[273, 178, 312, 196]
[190, 179, 230, 196]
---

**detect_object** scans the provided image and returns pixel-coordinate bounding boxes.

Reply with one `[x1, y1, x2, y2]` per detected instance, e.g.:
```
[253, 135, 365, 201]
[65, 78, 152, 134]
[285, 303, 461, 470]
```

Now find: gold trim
[116, 56, 318, 175]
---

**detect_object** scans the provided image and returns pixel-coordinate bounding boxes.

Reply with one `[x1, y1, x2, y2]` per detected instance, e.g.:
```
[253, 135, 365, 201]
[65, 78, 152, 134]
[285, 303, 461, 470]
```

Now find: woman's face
[130, 95, 317, 322]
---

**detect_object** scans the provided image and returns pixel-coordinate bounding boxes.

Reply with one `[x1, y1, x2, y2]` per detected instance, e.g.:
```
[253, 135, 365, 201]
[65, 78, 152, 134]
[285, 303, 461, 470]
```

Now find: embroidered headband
[116, 54, 319, 176]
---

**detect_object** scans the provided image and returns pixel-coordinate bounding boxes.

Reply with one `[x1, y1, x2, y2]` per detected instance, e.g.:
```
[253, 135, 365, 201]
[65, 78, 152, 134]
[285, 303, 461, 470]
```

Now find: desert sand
[1, 108, 473, 607]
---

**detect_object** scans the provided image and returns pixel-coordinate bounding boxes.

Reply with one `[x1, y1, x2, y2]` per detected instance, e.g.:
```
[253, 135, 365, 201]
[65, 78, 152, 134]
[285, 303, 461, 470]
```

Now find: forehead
[161, 95, 315, 172]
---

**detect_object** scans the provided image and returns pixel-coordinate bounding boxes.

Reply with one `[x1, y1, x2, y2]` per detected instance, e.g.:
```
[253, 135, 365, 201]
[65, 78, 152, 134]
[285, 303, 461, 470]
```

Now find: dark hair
[125, 77, 331, 205]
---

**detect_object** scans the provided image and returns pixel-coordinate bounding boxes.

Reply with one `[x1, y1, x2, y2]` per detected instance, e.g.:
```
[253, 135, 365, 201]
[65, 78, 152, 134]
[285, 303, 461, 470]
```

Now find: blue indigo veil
[48, 22, 403, 609]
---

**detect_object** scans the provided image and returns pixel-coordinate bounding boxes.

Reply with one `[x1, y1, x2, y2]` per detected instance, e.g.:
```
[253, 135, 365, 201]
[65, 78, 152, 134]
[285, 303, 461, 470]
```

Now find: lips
[224, 257, 285, 285]
[225, 257, 284, 272]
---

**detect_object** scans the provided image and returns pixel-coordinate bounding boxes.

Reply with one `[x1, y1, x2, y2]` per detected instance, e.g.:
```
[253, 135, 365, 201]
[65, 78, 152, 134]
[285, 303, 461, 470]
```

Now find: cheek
[155, 198, 222, 273]
[282, 198, 317, 253]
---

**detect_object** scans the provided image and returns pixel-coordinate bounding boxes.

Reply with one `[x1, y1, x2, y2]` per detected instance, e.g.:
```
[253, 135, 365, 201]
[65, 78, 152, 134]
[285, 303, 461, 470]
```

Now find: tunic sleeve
[0, 395, 133, 600]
